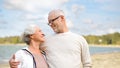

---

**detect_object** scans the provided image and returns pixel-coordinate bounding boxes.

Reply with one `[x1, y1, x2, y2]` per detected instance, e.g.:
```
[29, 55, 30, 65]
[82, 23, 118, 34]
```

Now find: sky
[0, 0, 120, 37]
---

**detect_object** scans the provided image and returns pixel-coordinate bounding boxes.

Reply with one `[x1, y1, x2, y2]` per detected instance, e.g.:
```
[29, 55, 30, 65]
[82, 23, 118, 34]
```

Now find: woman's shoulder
[15, 47, 28, 55]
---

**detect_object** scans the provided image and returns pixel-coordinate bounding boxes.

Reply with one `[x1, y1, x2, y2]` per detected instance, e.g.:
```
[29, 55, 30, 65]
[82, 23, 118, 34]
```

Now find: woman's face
[31, 27, 45, 43]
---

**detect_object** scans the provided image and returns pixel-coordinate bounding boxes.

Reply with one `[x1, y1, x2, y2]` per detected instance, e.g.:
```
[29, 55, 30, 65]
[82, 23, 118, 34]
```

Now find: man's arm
[80, 37, 92, 68]
[9, 54, 20, 68]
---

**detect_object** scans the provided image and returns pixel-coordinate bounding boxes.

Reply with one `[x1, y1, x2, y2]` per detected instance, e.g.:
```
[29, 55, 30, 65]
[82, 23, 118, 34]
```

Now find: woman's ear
[30, 35, 33, 39]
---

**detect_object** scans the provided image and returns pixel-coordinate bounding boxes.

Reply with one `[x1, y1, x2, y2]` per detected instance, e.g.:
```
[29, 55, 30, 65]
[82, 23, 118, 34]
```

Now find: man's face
[48, 15, 63, 33]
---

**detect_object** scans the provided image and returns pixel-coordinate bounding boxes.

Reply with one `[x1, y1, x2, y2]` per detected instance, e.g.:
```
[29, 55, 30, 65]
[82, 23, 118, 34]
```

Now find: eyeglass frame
[48, 15, 61, 26]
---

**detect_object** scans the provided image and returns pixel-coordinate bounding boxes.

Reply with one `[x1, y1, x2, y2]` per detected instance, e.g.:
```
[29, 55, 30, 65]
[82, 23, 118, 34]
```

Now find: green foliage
[0, 36, 23, 44]
[84, 32, 120, 45]
[0, 32, 120, 45]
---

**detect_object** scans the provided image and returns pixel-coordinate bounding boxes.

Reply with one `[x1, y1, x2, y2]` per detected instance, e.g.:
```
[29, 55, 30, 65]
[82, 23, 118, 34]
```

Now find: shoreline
[89, 44, 120, 48]
[0, 44, 26, 46]
[0, 44, 120, 47]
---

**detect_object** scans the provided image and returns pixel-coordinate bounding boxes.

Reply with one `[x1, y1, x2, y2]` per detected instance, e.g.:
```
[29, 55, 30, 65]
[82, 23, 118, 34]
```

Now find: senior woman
[9, 24, 48, 68]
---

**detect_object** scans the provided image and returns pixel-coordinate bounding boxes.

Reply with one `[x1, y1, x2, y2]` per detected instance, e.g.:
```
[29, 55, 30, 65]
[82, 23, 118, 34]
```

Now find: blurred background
[0, 0, 120, 68]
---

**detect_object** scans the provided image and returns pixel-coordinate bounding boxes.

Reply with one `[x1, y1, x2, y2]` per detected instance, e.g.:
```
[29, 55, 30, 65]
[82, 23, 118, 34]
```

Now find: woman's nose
[42, 33, 45, 36]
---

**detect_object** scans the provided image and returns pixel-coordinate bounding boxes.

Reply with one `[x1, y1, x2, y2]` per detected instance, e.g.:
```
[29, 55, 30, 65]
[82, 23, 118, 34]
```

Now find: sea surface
[0, 45, 120, 63]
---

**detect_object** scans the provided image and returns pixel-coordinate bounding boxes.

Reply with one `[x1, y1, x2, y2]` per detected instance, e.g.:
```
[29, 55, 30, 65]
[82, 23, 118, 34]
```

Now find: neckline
[56, 31, 71, 35]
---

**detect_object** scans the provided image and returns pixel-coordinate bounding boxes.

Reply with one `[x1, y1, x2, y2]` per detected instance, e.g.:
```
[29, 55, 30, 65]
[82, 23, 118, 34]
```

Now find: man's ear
[60, 15, 65, 22]
[61, 15, 64, 19]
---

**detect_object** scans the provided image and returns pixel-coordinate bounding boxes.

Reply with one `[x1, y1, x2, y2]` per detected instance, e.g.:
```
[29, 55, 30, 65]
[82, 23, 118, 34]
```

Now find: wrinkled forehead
[35, 25, 42, 31]
[48, 9, 64, 20]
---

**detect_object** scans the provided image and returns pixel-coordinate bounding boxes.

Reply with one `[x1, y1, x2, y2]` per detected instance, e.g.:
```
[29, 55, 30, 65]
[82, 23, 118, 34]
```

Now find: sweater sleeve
[80, 36, 92, 68]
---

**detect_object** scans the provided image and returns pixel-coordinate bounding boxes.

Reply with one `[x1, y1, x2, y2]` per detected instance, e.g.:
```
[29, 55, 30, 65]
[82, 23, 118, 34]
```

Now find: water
[0, 45, 120, 63]
[0, 45, 26, 63]
[90, 46, 120, 55]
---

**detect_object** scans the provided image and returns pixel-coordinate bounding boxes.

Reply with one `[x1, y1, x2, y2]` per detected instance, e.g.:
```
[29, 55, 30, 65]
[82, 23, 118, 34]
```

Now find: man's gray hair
[21, 24, 37, 45]
[48, 9, 65, 18]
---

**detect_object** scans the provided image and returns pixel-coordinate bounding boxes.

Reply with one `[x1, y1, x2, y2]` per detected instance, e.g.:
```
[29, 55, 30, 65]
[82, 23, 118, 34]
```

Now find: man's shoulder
[70, 32, 86, 40]
[70, 32, 83, 37]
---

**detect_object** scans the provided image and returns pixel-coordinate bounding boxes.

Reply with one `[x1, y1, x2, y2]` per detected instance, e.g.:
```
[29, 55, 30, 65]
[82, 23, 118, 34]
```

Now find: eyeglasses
[48, 16, 61, 26]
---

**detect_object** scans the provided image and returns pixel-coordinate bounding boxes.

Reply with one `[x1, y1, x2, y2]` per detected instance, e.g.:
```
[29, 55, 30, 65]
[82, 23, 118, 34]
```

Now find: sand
[91, 52, 120, 68]
[0, 52, 120, 68]
[0, 63, 10, 68]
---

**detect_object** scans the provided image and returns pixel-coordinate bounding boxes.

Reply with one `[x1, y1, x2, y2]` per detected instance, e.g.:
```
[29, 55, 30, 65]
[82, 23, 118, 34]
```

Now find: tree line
[84, 32, 120, 45]
[0, 36, 23, 44]
[0, 32, 120, 45]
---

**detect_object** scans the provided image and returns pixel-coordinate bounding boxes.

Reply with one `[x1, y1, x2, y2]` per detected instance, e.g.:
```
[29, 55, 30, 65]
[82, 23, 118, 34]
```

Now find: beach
[0, 63, 10, 68]
[0, 52, 120, 68]
[91, 52, 120, 68]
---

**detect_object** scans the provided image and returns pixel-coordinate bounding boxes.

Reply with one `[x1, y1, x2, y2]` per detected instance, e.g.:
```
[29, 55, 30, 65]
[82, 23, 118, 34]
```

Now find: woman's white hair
[21, 24, 37, 45]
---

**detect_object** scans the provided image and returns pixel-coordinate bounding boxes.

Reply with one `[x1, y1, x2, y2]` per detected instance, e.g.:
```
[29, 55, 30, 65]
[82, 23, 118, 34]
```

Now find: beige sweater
[44, 31, 92, 68]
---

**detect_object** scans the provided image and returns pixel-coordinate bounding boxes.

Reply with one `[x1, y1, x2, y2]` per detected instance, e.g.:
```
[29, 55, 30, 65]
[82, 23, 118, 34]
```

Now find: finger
[12, 54, 15, 60]
[9, 54, 20, 68]
[11, 65, 18, 68]
[10, 62, 19, 68]
[12, 62, 20, 65]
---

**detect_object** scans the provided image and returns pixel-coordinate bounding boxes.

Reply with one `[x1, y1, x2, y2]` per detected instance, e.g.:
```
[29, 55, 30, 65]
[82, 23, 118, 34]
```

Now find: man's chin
[53, 30, 58, 33]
